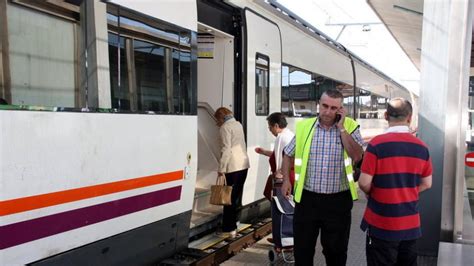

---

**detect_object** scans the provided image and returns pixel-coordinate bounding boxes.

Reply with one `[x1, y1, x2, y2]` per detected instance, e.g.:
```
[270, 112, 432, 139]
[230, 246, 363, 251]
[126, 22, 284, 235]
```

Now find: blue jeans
[366, 234, 417, 266]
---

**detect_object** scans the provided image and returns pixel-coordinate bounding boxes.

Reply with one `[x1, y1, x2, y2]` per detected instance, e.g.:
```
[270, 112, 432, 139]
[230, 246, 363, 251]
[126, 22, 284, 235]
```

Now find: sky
[276, 0, 420, 95]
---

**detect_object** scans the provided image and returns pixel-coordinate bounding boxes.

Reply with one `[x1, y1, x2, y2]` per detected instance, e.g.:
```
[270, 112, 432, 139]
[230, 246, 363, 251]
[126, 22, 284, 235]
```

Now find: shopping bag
[263, 173, 274, 201]
[210, 175, 233, 205]
[272, 190, 295, 248]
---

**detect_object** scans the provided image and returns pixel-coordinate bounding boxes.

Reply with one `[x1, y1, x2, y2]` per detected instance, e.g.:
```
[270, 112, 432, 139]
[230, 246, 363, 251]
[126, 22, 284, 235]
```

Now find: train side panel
[0, 111, 197, 265]
[109, 0, 197, 31]
[243, 9, 282, 205]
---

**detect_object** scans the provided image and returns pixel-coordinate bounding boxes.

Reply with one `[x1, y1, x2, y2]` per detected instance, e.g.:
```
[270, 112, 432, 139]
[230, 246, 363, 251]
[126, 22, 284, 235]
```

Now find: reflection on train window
[255, 54, 269, 116]
[107, 9, 196, 114]
[178, 48, 195, 114]
[134, 40, 167, 112]
[281, 63, 361, 118]
[290, 67, 317, 117]
[108, 33, 130, 110]
[358, 90, 387, 119]
[177, 30, 195, 114]
[6, 4, 79, 107]
[281, 65, 290, 114]
[282, 64, 318, 117]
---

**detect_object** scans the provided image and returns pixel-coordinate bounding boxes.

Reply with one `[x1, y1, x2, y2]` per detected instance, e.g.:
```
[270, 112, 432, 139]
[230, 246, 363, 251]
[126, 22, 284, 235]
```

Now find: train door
[242, 9, 282, 204]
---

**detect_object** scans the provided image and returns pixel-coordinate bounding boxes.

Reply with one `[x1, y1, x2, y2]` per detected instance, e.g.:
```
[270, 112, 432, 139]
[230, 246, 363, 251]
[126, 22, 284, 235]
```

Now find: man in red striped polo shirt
[359, 97, 432, 266]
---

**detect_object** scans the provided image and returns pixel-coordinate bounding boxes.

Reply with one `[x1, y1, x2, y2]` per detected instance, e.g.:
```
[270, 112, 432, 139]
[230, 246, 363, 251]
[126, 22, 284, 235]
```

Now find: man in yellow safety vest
[281, 89, 364, 265]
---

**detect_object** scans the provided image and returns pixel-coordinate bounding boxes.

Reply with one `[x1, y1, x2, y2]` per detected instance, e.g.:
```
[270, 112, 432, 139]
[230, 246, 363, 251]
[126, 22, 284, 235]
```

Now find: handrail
[198, 102, 217, 122]
[197, 102, 220, 164]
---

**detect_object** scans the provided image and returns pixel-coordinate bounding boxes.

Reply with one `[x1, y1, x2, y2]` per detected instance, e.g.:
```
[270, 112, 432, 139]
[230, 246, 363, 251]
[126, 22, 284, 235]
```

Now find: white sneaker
[229, 230, 237, 238]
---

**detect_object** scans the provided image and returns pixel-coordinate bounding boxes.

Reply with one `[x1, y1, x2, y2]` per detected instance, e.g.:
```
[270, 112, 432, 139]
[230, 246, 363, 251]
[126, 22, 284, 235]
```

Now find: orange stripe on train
[0, 170, 183, 216]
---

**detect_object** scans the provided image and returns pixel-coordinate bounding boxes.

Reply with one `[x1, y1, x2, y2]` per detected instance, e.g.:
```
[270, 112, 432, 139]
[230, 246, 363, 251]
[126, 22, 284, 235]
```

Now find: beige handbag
[210, 175, 233, 205]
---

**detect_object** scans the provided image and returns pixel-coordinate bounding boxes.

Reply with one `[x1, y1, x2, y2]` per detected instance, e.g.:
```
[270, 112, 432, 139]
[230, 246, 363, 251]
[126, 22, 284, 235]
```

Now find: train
[0, 0, 414, 265]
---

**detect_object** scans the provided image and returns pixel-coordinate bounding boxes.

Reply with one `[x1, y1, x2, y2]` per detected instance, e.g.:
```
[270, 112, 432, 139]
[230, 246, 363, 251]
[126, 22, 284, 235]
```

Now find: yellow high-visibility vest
[293, 117, 359, 202]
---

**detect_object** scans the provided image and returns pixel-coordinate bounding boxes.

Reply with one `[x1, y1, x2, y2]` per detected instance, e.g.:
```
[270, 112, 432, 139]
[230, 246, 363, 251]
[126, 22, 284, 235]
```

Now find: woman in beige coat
[214, 107, 250, 238]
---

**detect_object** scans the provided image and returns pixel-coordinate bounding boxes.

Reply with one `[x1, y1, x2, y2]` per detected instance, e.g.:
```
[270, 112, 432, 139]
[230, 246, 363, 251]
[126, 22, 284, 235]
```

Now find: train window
[5, 4, 79, 107]
[281, 65, 291, 115]
[358, 92, 387, 119]
[107, 9, 196, 115]
[0, 1, 197, 114]
[172, 49, 181, 113]
[177, 31, 196, 114]
[109, 33, 131, 110]
[281, 66, 363, 118]
[290, 67, 317, 117]
[256, 54, 269, 116]
[357, 91, 388, 138]
[282, 64, 317, 117]
[134, 39, 168, 112]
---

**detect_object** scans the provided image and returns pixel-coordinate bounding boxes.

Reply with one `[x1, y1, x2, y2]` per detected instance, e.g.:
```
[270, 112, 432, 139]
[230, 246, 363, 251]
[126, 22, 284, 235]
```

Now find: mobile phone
[335, 114, 342, 123]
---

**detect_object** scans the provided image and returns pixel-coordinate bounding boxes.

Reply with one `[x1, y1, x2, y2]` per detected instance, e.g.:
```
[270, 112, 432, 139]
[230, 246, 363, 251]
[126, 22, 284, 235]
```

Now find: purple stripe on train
[0, 186, 182, 249]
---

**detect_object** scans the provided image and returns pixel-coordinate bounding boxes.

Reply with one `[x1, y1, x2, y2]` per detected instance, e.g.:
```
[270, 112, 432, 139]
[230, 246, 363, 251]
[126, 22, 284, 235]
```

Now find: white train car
[0, 0, 414, 265]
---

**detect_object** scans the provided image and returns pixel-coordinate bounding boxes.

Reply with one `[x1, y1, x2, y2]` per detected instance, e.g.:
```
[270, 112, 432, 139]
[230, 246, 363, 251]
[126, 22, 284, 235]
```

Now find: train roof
[251, 0, 415, 98]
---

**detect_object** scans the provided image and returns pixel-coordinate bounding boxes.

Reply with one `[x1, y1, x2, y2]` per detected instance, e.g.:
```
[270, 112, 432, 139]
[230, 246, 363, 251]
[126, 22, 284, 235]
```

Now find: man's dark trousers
[294, 189, 353, 266]
[366, 234, 417, 266]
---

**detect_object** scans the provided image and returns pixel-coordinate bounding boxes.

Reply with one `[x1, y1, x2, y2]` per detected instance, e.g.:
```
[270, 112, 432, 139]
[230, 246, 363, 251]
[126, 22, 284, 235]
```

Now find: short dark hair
[0, 98, 8, 105]
[322, 89, 343, 100]
[266, 112, 288, 128]
[386, 97, 412, 122]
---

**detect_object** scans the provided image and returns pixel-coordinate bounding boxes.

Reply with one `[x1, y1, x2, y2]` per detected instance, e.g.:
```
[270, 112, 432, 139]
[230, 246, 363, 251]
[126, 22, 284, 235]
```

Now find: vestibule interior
[192, 23, 235, 231]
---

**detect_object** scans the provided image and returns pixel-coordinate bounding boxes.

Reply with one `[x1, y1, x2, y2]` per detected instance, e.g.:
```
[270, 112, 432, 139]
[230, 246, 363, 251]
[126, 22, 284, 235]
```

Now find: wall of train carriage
[227, 0, 414, 137]
[0, 1, 199, 264]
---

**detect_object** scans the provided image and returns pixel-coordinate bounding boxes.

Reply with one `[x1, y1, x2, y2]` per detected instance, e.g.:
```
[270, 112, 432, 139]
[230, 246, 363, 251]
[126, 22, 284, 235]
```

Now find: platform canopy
[368, 0, 474, 70]
[367, 0, 423, 70]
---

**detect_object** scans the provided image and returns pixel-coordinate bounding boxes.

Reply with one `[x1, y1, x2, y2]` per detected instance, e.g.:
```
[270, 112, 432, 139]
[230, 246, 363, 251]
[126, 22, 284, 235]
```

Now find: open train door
[242, 9, 282, 204]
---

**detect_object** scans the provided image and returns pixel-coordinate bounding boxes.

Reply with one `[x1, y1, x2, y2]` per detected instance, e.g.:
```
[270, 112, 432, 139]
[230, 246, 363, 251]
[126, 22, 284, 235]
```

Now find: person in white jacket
[214, 107, 250, 238]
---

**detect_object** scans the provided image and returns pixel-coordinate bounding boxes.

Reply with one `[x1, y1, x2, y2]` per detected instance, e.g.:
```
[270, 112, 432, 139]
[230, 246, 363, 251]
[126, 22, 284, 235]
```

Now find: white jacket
[218, 118, 250, 173]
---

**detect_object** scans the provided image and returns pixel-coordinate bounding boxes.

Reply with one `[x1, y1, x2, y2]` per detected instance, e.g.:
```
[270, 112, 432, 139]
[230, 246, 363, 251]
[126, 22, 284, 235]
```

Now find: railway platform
[221, 191, 440, 266]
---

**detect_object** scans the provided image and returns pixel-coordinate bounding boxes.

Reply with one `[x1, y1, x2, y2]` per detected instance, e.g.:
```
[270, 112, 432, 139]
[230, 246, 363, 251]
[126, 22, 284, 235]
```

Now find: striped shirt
[360, 127, 432, 241]
[284, 120, 364, 193]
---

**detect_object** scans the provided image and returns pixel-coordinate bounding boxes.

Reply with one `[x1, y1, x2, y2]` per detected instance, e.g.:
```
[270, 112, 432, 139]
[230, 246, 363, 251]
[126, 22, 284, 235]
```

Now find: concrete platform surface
[222, 190, 438, 265]
[438, 242, 474, 266]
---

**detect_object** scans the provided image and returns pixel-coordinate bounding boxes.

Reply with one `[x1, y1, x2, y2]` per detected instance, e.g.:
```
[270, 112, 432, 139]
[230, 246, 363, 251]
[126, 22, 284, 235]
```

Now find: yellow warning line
[238, 223, 251, 231]
[199, 235, 228, 250]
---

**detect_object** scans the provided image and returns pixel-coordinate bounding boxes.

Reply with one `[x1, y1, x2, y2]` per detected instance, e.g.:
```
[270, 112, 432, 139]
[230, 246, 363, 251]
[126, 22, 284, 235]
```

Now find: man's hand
[280, 178, 292, 199]
[336, 107, 347, 129]
[255, 147, 263, 154]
